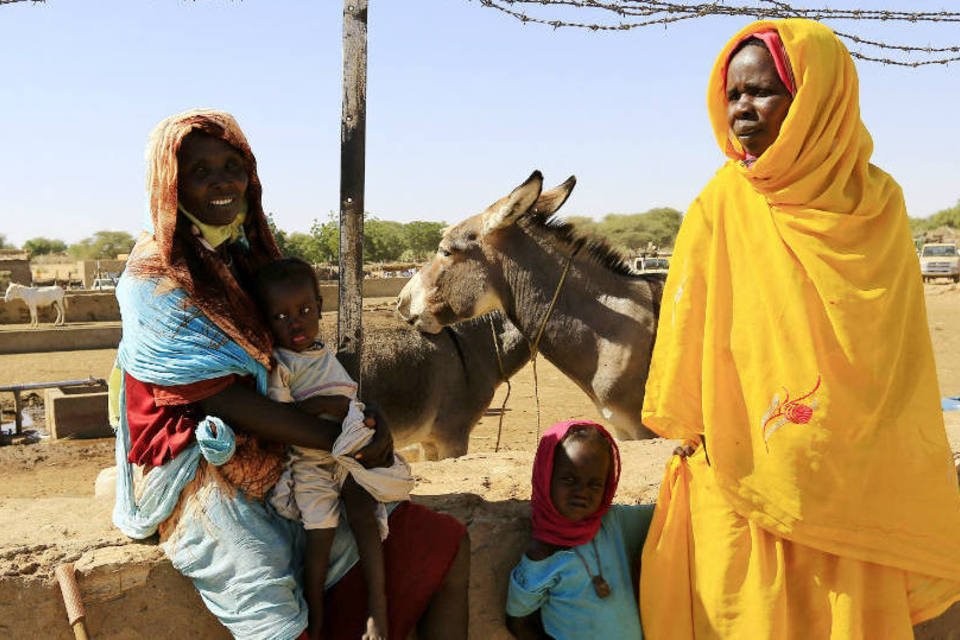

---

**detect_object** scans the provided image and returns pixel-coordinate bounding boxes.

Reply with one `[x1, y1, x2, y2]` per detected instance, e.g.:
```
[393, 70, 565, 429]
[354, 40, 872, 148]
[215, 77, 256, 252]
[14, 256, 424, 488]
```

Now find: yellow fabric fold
[641, 452, 957, 639]
[642, 16, 960, 593]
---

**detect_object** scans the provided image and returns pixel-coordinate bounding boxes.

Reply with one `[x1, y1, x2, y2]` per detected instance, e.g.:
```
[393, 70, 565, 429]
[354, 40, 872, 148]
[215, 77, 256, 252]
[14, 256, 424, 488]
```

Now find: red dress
[124, 372, 236, 467]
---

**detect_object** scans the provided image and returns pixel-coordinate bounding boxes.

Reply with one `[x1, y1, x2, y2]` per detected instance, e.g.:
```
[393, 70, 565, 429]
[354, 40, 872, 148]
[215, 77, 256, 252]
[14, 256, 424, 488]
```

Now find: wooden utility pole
[338, 0, 368, 382]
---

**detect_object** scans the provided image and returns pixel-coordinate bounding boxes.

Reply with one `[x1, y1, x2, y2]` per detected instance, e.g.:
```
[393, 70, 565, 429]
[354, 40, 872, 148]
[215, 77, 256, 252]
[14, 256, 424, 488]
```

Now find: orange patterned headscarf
[127, 109, 280, 367]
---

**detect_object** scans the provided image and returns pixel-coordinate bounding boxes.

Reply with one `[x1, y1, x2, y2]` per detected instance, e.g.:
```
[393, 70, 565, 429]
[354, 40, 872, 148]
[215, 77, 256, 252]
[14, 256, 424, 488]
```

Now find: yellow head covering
[643, 19, 960, 578]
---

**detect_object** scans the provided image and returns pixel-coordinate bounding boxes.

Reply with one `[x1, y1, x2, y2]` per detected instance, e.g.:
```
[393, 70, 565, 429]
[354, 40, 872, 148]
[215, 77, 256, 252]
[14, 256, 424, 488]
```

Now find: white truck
[91, 275, 118, 290]
[637, 256, 670, 273]
[919, 242, 960, 283]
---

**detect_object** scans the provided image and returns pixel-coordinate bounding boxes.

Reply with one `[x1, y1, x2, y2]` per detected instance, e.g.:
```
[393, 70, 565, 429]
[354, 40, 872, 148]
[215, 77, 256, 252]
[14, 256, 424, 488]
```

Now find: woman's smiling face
[725, 42, 793, 158]
[177, 132, 249, 225]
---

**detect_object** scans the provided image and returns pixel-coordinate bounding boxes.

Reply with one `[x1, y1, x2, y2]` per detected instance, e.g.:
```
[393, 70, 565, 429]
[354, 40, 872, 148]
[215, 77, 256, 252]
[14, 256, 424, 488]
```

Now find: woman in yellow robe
[640, 18, 960, 639]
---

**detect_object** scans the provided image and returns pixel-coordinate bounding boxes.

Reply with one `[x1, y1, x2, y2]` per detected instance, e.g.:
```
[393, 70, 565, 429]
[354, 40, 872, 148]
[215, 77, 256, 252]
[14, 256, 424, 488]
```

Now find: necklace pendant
[592, 575, 611, 599]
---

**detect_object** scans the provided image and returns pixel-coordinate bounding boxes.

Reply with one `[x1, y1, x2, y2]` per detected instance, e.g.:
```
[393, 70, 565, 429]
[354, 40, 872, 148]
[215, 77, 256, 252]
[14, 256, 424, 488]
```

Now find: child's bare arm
[297, 395, 351, 420]
[506, 539, 556, 639]
[304, 528, 336, 640]
[506, 612, 551, 640]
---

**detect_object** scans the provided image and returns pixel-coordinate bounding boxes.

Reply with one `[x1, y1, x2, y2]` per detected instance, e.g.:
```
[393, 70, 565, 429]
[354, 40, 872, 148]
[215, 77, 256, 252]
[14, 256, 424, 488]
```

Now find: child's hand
[354, 403, 394, 468]
[673, 444, 697, 458]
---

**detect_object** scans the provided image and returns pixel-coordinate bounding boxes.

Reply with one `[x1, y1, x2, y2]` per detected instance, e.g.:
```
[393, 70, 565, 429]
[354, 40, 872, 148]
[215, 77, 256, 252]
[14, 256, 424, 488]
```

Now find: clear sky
[1, 0, 958, 246]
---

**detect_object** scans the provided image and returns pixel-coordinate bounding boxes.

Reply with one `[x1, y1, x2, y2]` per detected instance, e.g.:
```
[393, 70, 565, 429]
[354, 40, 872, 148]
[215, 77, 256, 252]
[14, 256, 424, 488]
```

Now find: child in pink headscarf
[505, 420, 654, 640]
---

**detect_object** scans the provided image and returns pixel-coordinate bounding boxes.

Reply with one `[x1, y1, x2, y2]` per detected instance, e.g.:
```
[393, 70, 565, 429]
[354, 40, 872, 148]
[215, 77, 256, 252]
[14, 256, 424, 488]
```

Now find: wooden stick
[55, 563, 90, 640]
[338, 0, 368, 384]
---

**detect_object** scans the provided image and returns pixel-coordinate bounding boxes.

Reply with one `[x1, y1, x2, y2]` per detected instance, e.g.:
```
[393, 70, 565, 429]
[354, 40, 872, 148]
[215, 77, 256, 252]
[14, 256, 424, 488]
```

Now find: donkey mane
[517, 209, 639, 278]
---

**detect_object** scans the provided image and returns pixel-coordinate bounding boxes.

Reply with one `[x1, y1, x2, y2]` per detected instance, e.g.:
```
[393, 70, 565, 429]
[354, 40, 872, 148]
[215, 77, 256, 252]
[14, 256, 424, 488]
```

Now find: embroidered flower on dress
[760, 375, 822, 448]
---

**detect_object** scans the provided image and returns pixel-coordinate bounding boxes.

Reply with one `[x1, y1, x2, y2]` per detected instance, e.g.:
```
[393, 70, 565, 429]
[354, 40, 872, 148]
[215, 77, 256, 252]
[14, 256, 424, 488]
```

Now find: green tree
[910, 199, 960, 237]
[639, 207, 683, 247]
[592, 207, 683, 252]
[23, 237, 68, 257]
[402, 221, 446, 260]
[308, 212, 412, 264]
[564, 216, 598, 233]
[364, 218, 406, 262]
[909, 216, 929, 237]
[928, 200, 960, 229]
[284, 232, 323, 263]
[310, 213, 340, 263]
[68, 231, 136, 259]
[265, 212, 289, 255]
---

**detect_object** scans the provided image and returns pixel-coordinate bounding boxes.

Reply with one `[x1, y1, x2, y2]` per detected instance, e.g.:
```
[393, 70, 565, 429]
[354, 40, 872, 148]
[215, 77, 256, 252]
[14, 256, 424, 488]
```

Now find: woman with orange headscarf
[111, 109, 469, 640]
[640, 19, 960, 638]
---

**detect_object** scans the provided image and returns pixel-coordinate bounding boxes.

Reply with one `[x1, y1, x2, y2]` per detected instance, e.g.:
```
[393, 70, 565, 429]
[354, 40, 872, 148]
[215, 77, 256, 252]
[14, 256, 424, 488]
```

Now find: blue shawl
[111, 273, 266, 538]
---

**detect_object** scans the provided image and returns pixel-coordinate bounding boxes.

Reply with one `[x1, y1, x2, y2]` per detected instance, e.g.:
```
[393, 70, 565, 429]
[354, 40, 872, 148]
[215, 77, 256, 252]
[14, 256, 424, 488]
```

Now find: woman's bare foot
[362, 614, 387, 640]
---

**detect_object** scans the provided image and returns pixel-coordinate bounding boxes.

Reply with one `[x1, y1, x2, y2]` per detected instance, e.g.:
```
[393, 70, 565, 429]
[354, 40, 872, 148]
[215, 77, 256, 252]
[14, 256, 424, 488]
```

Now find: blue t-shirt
[506, 503, 655, 640]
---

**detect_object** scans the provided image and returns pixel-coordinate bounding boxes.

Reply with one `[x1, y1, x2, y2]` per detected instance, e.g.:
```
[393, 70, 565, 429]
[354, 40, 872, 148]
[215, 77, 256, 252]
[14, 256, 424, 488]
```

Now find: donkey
[397, 171, 665, 440]
[3, 283, 66, 327]
[361, 311, 530, 460]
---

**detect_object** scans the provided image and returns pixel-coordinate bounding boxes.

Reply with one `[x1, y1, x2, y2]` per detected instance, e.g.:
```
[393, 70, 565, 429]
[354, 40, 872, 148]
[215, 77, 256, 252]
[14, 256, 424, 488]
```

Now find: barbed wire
[474, 0, 960, 66]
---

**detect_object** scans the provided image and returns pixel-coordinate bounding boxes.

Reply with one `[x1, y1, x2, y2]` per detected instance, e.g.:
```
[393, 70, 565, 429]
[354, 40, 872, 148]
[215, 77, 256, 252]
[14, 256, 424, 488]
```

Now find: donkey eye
[439, 247, 452, 258]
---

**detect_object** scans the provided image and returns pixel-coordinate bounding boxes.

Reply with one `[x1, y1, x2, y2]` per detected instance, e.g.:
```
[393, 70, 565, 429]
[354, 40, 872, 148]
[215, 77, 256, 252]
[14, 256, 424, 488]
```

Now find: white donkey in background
[3, 283, 66, 327]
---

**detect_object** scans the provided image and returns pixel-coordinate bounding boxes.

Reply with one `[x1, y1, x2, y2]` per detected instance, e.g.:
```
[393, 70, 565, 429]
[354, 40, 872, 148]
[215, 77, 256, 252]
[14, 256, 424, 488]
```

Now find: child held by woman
[253, 257, 414, 640]
[506, 420, 653, 640]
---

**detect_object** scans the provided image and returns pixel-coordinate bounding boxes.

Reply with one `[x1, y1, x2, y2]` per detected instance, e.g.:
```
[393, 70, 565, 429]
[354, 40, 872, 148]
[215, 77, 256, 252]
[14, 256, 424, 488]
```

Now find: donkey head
[3, 283, 16, 303]
[397, 171, 576, 333]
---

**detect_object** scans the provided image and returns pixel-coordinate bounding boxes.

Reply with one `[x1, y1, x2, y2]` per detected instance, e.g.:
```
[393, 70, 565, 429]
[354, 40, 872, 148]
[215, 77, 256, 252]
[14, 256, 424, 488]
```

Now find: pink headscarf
[722, 29, 797, 96]
[720, 29, 796, 165]
[530, 420, 622, 547]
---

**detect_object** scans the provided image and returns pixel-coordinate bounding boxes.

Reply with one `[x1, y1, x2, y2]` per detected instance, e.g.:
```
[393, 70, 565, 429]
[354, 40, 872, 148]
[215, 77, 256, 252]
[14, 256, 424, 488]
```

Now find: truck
[919, 242, 960, 283]
[635, 256, 670, 273]
[90, 275, 119, 290]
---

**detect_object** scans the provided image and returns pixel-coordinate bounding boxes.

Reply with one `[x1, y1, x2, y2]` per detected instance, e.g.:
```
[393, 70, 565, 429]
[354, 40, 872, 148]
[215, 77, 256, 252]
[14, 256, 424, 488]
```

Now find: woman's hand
[353, 403, 395, 468]
[673, 443, 697, 458]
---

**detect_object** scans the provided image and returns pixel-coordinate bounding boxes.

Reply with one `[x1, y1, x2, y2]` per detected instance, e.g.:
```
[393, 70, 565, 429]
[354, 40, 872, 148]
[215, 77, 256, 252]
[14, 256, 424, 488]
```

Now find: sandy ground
[0, 285, 958, 637]
[0, 292, 619, 514]
[3, 284, 958, 453]
[1, 284, 958, 502]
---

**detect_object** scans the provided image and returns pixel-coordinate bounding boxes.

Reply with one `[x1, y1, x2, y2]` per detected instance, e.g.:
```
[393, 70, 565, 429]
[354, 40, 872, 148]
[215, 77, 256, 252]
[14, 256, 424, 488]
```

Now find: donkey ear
[531, 175, 576, 218]
[481, 171, 544, 235]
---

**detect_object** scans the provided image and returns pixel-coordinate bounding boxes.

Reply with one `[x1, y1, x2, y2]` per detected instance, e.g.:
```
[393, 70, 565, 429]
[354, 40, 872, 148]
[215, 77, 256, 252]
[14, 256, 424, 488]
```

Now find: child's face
[261, 278, 321, 352]
[550, 435, 610, 522]
[177, 132, 249, 225]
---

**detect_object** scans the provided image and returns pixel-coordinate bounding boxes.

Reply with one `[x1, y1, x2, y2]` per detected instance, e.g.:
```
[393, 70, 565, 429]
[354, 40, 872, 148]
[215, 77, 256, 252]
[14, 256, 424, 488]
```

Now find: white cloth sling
[268, 345, 413, 538]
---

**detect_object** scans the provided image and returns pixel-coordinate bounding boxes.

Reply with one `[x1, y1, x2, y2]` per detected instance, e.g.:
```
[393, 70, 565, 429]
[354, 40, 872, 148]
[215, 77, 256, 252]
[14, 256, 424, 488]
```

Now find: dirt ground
[0, 294, 604, 499]
[0, 284, 958, 526]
